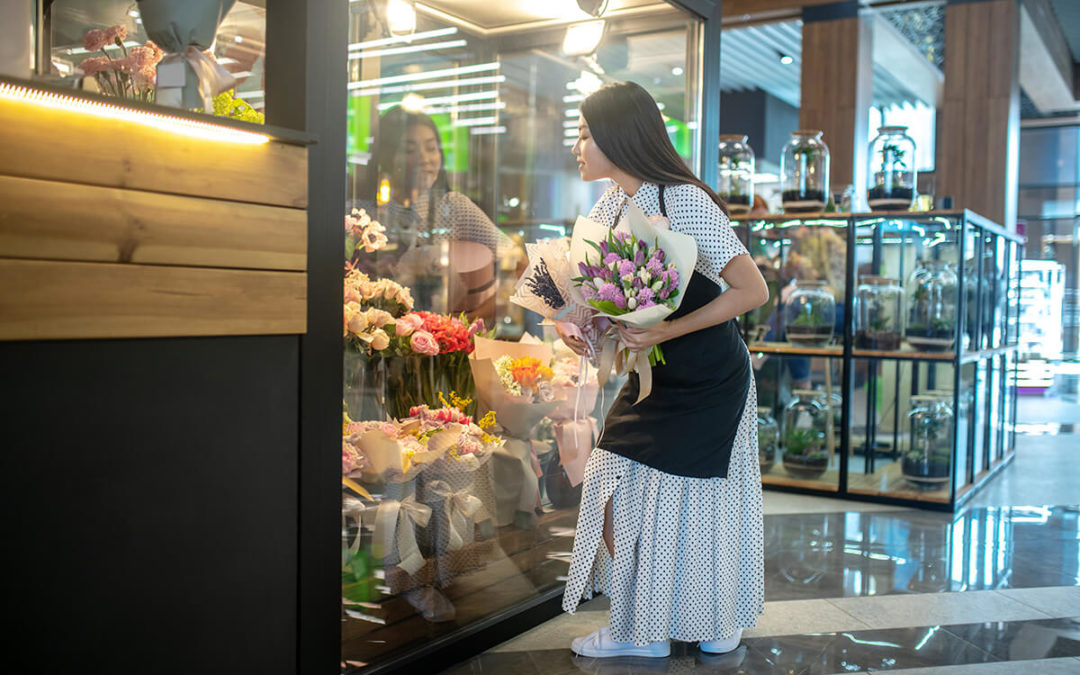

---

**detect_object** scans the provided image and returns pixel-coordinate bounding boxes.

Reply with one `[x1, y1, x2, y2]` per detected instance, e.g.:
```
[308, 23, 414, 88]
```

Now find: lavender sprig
[524, 258, 566, 310]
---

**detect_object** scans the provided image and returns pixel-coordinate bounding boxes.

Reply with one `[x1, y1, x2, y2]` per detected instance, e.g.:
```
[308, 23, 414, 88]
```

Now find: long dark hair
[364, 107, 450, 205]
[580, 81, 728, 216]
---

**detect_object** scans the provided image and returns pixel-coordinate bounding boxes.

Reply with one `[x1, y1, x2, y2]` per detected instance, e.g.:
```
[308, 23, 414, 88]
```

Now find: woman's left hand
[618, 322, 674, 352]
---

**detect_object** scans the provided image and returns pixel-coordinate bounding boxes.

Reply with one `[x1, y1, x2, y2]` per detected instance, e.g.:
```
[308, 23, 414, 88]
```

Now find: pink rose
[104, 24, 128, 45]
[395, 313, 424, 337]
[346, 310, 368, 336]
[410, 330, 440, 356]
[84, 29, 108, 53]
[468, 318, 485, 337]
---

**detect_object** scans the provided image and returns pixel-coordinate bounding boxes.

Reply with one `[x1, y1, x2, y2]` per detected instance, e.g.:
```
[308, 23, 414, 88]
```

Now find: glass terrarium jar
[902, 395, 954, 489]
[867, 126, 917, 211]
[782, 390, 829, 479]
[906, 260, 958, 352]
[781, 130, 830, 213]
[718, 134, 755, 215]
[757, 406, 778, 474]
[855, 275, 904, 350]
[784, 280, 836, 347]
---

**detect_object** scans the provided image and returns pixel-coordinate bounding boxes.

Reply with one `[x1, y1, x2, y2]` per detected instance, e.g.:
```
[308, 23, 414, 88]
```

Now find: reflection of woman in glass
[558, 82, 768, 658]
[353, 107, 507, 321]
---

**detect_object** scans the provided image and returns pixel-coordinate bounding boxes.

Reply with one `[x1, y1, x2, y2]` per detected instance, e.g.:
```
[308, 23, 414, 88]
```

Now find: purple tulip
[632, 277, 644, 290]
[634, 249, 645, 266]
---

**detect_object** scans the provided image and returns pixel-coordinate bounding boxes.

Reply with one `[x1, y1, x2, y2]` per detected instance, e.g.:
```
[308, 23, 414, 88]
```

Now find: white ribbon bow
[425, 480, 482, 551]
[342, 496, 368, 555]
[372, 496, 432, 575]
[158, 46, 236, 113]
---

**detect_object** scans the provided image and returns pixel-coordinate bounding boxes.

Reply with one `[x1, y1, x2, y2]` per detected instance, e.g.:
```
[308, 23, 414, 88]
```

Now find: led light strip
[350, 74, 505, 95]
[451, 116, 497, 127]
[0, 81, 270, 145]
[348, 39, 467, 61]
[375, 90, 498, 110]
[354, 62, 498, 88]
[347, 26, 458, 51]
[423, 101, 506, 115]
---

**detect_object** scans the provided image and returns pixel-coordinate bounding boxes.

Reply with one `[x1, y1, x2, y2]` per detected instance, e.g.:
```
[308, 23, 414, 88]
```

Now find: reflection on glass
[340, 2, 701, 669]
[35, 1, 266, 117]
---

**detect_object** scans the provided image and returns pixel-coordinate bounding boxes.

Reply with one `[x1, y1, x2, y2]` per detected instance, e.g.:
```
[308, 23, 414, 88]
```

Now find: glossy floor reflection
[763, 505, 1080, 602]
[443, 618, 1080, 674]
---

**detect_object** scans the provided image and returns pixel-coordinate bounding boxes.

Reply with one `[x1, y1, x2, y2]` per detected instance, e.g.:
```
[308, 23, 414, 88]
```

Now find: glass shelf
[736, 210, 1022, 511]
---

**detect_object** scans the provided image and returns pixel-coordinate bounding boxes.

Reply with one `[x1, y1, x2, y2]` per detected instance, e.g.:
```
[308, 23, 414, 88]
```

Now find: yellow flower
[370, 328, 390, 351]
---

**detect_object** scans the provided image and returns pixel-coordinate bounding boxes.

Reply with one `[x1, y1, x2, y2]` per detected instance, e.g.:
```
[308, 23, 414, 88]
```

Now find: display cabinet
[735, 210, 1023, 511]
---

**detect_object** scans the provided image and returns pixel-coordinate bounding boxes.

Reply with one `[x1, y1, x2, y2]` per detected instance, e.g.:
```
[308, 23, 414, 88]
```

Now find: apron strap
[658, 184, 667, 218]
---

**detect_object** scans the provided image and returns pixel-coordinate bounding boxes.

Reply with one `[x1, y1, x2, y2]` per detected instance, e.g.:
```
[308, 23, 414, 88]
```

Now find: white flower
[627, 296, 637, 310]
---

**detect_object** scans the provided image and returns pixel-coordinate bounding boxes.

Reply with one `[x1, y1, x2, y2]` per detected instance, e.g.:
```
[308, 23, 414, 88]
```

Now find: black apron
[598, 186, 751, 479]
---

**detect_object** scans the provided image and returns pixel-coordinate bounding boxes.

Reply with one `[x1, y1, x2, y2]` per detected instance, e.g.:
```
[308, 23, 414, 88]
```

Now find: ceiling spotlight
[779, 54, 794, 65]
[671, 66, 684, 76]
[563, 20, 605, 57]
[401, 93, 425, 112]
[386, 0, 417, 37]
[577, 0, 610, 18]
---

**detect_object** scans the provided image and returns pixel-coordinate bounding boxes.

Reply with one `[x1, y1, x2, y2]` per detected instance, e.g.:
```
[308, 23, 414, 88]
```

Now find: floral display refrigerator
[734, 210, 1023, 510]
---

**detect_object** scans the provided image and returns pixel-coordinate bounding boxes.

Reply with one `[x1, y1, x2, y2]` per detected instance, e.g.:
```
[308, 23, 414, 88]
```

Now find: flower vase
[343, 350, 386, 421]
[385, 354, 438, 418]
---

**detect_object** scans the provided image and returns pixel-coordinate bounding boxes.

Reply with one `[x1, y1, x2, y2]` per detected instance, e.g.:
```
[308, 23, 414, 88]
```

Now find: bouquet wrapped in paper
[469, 336, 564, 527]
[546, 340, 600, 487]
[341, 397, 502, 576]
[568, 199, 697, 403]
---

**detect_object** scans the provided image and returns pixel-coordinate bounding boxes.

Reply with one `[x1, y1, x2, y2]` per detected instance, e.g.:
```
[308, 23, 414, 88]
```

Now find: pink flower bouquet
[79, 25, 162, 102]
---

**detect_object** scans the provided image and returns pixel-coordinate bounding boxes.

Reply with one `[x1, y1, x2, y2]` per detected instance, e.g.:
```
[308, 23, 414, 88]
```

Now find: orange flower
[508, 357, 553, 388]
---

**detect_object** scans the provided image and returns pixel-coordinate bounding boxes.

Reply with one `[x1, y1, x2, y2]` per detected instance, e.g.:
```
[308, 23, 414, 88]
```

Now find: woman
[558, 81, 768, 658]
[354, 107, 508, 321]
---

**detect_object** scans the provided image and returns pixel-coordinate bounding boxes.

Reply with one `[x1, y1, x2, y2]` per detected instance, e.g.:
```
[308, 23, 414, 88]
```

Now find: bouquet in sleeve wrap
[568, 199, 697, 403]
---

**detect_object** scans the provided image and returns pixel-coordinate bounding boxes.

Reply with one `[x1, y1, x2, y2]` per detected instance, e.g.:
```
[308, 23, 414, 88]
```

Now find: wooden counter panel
[0, 98, 307, 208]
[0, 175, 306, 271]
[0, 259, 306, 340]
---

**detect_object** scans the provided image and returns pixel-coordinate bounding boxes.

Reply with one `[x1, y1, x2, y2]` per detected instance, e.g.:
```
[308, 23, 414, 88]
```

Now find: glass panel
[340, 2, 699, 668]
[739, 215, 848, 354]
[971, 360, 988, 476]
[955, 362, 975, 495]
[960, 225, 978, 353]
[1004, 351, 1017, 453]
[987, 356, 1003, 465]
[846, 359, 952, 505]
[852, 214, 962, 356]
[37, 0, 266, 118]
[754, 354, 842, 493]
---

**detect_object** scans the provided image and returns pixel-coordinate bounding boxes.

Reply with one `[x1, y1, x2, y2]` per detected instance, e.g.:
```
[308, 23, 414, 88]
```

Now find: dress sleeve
[665, 184, 749, 287]
[444, 191, 510, 253]
[587, 185, 621, 226]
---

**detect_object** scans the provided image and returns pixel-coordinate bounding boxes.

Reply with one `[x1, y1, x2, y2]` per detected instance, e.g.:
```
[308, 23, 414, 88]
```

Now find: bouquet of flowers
[573, 228, 682, 366]
[79, 25, 163, 102]
[343, 393, 502, 575]
[513, 199, 696, 403]
[493, 355, 555, 403]
[383, 311, 482, 419]
[346, 208, 388, 259]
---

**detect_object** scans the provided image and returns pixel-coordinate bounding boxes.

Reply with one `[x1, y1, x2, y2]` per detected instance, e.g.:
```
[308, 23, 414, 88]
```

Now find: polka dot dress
[561, 182, 765, 645]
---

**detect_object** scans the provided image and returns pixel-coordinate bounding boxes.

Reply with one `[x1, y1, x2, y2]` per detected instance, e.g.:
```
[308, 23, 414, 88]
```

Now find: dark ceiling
[1048, 0, 1080, 63]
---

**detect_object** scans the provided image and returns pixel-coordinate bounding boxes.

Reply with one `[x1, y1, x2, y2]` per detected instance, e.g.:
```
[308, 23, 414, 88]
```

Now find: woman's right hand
[555, 322, 590, 357]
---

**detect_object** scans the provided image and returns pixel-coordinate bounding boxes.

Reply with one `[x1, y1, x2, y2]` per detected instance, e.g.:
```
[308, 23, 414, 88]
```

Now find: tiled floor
[439, 424, 1080, 674]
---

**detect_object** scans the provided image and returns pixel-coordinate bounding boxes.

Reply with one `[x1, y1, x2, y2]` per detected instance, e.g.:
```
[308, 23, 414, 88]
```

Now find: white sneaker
[699, 629, 742, 654]
[571, 626, 670, 658]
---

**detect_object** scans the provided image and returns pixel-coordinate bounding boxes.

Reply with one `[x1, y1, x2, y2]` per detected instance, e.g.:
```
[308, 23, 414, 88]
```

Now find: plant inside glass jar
[856, 303, 902, 351]
[786, 303, 833, 346]
[783, 144, 826, 207]
[868, 143, 914, 207]
[722, 156, 751, 208]
[782, 427, 828, 479]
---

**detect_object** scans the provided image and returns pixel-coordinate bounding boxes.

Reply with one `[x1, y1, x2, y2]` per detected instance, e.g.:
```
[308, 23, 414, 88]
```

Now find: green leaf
[586, 240, 603, 256]
[587, 299, 624, 315]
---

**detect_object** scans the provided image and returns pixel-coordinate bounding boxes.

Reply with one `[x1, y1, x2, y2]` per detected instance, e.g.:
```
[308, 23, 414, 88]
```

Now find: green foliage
[880, 143, 907, 171]
[784, 427, 824, 456]
[341, 546, 378, 603]
[791, 305, 829, 328]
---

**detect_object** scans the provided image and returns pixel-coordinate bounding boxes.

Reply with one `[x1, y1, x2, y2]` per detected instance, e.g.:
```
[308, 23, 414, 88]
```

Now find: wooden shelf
[852, 346, 955, 361]
[846, 460, 950, 504]
[748, 341, 842, 357]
